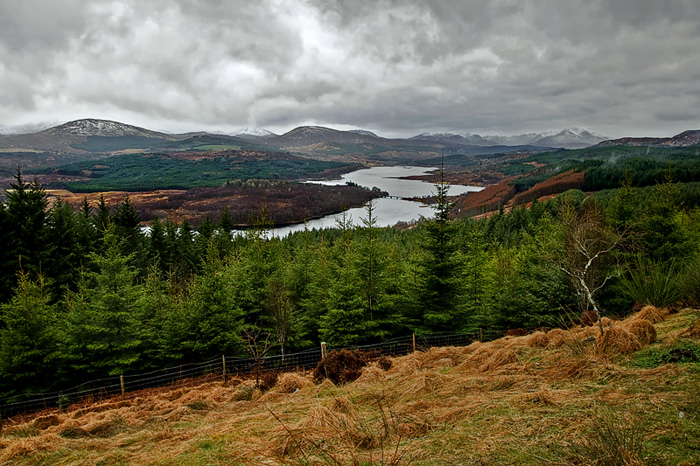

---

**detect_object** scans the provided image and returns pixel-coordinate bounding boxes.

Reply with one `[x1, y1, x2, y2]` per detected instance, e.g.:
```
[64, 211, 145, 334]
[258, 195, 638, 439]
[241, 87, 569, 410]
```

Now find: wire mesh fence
[0, 329, 501, 419]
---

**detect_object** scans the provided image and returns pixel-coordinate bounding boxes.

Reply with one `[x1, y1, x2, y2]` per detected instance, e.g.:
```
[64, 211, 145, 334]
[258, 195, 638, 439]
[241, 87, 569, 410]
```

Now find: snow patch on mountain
[43, 119, 168, 138]
[0, 122, 60, 135]
[230, 127, 277, 138]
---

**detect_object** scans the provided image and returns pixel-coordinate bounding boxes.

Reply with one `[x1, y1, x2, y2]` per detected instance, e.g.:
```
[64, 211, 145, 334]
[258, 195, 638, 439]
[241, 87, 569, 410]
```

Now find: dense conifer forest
[0, 167, 699, 400]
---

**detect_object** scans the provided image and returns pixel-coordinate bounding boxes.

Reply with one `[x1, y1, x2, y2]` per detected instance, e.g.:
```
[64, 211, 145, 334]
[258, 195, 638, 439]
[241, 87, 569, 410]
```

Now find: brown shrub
[527, 332, 549, 348]
[313, 349, 376, 385]
[597, 325, 643, 356]
[504, 328, 527, 337]
[580, 310, 598, 327]
[259, 371, 279, 392]
[376, 356, 392, 371]
[625, 319, 657, 346]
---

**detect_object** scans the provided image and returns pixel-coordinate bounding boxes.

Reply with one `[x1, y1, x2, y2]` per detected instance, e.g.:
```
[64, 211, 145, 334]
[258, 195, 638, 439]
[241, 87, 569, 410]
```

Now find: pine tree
[416, 165, 462, 332]
[3, 170, 50, 293]
[0, 271, 58, 395]
[45, 197, 80, 296]
[62, 228, 144, 377]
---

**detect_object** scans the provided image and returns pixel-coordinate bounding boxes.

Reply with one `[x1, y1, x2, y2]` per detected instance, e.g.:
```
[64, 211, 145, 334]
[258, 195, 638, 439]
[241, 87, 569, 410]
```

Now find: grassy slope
[1, 308, 699, 465]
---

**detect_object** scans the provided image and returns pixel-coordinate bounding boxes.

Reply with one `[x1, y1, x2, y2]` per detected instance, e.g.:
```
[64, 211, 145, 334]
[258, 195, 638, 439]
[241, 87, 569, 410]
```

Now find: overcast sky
[1, 0, 699, 138]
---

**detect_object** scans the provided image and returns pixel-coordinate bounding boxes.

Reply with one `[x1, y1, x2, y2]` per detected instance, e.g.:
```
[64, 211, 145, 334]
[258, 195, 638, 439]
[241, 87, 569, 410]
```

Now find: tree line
[1, 170, 699, 398]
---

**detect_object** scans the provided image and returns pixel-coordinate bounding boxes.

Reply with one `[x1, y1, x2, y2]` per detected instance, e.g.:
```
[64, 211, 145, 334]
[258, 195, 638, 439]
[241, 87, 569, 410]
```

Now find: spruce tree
[416, 166, 462, 332]
[0, 271, 57, 395]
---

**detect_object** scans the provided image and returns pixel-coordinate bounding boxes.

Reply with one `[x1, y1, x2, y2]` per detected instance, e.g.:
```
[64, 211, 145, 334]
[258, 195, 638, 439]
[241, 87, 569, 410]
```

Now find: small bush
[313, 349, 377, 385]
[258, 371, 279, 392]
[376, 356, 392, 371]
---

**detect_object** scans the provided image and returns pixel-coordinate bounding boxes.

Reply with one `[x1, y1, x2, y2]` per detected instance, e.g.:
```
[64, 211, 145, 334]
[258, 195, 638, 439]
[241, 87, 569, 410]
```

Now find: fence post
[321, 342, 327, 360]
[120, 375, 125, 398]
[479, 328, 483, 342]
[412, 333, 416, 353]
[222, 354, 227, 384]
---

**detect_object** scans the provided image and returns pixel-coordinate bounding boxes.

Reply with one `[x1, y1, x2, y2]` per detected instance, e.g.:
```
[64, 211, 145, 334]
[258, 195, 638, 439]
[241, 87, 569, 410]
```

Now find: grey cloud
[0, 0, 698, 137]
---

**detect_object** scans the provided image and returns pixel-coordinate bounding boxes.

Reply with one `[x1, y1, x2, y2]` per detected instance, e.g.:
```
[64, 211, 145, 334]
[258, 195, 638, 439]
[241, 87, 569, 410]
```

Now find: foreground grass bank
[1, 306, 699, 465]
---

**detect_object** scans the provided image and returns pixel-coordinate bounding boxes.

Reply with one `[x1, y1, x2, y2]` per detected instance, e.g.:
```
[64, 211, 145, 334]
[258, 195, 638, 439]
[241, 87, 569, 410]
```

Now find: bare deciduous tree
[559, 202, 626, 332]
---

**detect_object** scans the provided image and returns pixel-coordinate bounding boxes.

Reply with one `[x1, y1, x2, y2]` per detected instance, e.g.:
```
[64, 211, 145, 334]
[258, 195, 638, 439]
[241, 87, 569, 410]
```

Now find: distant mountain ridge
[596, 129, 700, 148]
[414, 128, 608, 149]
[43, 119, 177, 139]
[2, 119, 698, 161]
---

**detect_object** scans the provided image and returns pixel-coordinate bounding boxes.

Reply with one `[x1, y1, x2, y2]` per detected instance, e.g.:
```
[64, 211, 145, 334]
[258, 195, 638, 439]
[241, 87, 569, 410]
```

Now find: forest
[0, 163, 699, 401]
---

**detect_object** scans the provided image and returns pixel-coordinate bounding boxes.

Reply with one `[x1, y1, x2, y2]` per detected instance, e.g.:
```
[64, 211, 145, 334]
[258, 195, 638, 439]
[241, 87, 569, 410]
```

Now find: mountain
[229, 127, 277, 139]
[410, 132, 498, 146]
[531, 128, 607, 149]
[42, 119, 175, 139]
[347, 129, 380, 138]
[0, 118, 182, 154]
[0, 122, 59, 135]
[275, 126, 381, 146]
[485, 132, 548, 146]
[410, 128, 606, 149]
[597, 129, 700, 148]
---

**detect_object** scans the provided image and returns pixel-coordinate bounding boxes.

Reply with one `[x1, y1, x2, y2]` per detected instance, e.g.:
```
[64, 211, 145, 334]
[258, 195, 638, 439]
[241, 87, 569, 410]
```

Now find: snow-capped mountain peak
[230, 127, 276, 138]
[43, 119, 168, 138]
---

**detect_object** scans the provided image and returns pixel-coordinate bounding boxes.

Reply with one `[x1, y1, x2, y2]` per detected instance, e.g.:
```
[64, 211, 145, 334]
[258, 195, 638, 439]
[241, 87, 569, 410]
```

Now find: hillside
[2, 306, 698, 465]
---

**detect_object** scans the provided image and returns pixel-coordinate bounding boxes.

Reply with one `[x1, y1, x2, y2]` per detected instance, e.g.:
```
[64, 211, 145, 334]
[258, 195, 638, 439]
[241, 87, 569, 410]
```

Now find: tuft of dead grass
[547, 328, 568, 348]
[681, 318, 700, 339]
[82, 413, 129, 438]
[274, 372, 314, 394]
[519, 387, 559, 406]
[527, 331, 549, 348]
[354, 364, 388, 385]
[480, 348, 519, 372]
[597, 324, 643, 356]
[624, 319, 657, 346]
[458, 345, 496, 372]
[397, 370, 448, 395]
[629, 305, 669, 324]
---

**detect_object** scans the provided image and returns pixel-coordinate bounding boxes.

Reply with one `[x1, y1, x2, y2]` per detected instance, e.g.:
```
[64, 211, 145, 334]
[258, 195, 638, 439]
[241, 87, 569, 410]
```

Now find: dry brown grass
[681, 318, 700, 339]
[274, 372, 314, 394]
[1, 309, 697, 465]
[624, 318, 657, 345]
[597, 324, 643, 356]
[629, 305, 670, 324]
[527, 331, 549, 348]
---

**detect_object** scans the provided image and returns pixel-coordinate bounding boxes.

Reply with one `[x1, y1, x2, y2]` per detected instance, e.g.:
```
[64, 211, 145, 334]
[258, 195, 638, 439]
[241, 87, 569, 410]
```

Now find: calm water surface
[272, 166, 482, 237]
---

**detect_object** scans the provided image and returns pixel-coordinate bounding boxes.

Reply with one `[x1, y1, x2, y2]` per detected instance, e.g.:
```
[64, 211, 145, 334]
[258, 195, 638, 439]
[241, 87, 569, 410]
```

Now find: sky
[1, 0, 699, 138]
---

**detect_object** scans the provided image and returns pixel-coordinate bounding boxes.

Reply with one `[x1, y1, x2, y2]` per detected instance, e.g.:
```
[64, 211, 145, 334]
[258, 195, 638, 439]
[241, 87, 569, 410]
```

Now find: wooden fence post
[479, 328, 483, 342]
[222, 354, 227, 384]
[321, 342, 327, 360]
[120, 375, 125, 398]
[412, 333, 416, 353]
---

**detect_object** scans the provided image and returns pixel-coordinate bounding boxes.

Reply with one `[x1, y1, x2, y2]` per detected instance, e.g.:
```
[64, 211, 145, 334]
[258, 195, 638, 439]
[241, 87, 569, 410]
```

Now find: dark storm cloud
[0, 0, 698, 137]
